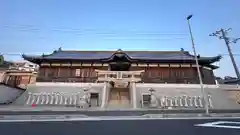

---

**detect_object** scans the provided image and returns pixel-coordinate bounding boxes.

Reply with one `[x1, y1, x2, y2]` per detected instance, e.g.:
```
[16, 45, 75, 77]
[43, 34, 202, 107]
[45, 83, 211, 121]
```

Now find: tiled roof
[41, 51, 195, 60]
[22, 49, 222, 64]
[224, 79, 240, 84]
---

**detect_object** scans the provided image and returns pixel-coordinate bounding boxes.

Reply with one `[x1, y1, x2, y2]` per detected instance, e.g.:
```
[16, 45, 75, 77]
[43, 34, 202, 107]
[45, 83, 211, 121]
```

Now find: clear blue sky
[0, 0, 239, 77]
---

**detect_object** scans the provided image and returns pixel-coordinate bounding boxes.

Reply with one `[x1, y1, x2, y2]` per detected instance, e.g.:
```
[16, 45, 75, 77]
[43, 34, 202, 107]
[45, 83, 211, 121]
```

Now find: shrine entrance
[108, 87, 130, 106]
[95, 69, 144, 108]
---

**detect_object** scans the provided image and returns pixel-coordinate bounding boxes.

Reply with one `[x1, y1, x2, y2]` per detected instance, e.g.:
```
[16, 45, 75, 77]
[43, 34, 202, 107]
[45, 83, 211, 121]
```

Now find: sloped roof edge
[22, 49, 222, 64]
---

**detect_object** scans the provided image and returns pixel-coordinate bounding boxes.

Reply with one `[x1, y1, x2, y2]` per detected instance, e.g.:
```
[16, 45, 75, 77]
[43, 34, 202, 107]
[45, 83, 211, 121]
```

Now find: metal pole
[187, 15, 209, 115]
[220, 29, 240, 79]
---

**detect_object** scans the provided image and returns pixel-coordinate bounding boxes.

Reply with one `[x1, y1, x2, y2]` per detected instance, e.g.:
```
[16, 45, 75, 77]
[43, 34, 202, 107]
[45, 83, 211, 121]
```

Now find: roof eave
[21, 54, 222, 65]
[206, 64, 219, 70]
[199, 55, 222, 64]
[224, 79, 240, 84]
[22, 55, 43, 64]
[22, 57, 211, 64]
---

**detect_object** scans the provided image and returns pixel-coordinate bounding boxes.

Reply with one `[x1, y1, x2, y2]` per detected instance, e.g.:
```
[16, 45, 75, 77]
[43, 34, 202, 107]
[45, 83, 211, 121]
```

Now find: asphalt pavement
[0, 117, 239, 135]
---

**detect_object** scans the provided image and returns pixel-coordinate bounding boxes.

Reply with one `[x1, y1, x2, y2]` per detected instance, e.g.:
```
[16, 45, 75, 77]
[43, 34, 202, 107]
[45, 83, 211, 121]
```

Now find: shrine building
[19, 48, 221, 108]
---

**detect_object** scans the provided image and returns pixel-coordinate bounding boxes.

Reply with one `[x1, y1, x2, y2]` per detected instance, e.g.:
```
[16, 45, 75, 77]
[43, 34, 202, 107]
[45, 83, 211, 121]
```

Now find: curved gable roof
[22, 49, 222, 64]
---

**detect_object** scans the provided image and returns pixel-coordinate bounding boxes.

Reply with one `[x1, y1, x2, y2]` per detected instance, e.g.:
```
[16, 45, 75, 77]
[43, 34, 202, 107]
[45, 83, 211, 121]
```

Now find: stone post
[50, 92, 54, 105]
[26, 92, 32, 105]
[55, 93, 59, 105]
[31, 94, 36, 105]
[35, 93, 40, 105]
[132, 82, 137, 108]
[40, 92, 45, 105]
[101, 81, 107, 108]
[208, 95, 213, 108]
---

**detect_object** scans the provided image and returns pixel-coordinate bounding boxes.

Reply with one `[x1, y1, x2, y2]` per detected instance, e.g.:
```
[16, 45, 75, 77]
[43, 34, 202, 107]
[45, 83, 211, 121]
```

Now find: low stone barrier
[141, 94, 213, 109]
[25, 92, 90, 108]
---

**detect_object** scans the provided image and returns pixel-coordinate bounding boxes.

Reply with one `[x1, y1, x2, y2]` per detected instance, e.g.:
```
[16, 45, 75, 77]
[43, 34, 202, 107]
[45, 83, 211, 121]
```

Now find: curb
[0, 109, 240, 116]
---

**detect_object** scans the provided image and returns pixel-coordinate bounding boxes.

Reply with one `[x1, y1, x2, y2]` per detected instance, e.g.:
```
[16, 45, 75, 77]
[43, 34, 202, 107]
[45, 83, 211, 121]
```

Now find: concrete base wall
[2, 82, 240, 110]
[0, 84, 24, 104]
[0, 72, 5, 83]
[13, 82, 105, 106]
[136, 83, 240, 109]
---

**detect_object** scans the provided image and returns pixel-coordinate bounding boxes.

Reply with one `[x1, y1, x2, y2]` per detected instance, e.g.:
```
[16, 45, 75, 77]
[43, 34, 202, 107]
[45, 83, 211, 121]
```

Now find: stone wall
[135, 83, 240, 109]
[0, 72, 5, 83]
[0, 84, 24, 104]
[13, 82, 105, 106]
[201, 67, 215, 84]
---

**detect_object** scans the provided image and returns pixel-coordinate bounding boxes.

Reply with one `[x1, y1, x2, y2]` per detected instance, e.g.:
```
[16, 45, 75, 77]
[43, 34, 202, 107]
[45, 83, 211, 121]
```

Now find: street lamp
[186, 15, 209, 115]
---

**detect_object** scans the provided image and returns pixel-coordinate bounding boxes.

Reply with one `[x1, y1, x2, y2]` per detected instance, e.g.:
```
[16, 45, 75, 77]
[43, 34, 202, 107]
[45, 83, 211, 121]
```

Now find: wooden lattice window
[75, 69, 81, 77]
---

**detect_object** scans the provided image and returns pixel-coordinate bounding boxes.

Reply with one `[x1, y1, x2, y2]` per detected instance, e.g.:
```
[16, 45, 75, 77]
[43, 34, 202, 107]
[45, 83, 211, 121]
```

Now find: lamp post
[186, 15, 209, 115]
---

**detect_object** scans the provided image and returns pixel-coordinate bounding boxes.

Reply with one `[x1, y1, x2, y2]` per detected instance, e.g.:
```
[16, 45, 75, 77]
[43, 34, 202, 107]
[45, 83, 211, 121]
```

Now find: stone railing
[25, 92, 91, 108]
[141, 94, 213, 109]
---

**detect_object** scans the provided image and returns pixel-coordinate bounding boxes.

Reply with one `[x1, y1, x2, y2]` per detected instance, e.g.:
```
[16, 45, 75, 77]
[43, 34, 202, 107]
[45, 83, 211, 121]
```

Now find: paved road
[0, 118, 239, 135]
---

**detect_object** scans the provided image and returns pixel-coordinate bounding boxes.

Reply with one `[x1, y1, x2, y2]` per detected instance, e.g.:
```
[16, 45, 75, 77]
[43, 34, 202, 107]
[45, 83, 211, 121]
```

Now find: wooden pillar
[14, 76, 19, 86]
[105, 73, 108, 79]
[168, 66, 171, 82]
[131, 74, 134, 79]
[28, 75, 31, 84]
[57, 67, 60, 77]
[45, 68, 48, 77]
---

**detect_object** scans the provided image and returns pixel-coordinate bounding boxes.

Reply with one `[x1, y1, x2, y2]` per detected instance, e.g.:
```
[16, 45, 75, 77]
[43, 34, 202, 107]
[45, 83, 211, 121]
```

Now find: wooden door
[109, 88, 130, 105]
[109, 91, 120, 104]
[119, 91, 129, 104]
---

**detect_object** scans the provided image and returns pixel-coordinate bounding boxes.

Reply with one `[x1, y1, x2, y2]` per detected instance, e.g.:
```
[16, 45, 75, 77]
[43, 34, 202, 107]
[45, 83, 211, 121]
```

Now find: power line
[1, 24, 188, 36]
[221, 53, 240, 56]
[0, 53, 23, 56]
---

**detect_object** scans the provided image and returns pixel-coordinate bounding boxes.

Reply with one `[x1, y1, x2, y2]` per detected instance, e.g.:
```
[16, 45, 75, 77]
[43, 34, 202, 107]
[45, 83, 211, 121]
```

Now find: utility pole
[210, 28, 240, 79]
[187, 15, 209, 115]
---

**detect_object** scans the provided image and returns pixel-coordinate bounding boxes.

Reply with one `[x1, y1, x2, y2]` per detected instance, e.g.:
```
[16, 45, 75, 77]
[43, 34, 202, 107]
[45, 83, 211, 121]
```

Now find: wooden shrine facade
[22, 48, 222, 84]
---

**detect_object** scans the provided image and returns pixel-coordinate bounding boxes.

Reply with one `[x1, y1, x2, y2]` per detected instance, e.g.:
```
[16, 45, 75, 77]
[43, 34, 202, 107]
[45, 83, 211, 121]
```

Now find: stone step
[107, 103, 132, 109]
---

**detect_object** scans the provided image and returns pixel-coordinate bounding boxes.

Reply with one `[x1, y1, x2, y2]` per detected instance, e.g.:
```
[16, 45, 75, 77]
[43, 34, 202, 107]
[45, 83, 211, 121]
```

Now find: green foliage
[0, 55, 3, 65]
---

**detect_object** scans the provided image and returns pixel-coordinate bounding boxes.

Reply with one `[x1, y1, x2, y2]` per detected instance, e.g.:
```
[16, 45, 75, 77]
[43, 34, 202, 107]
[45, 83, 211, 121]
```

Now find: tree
[0, 55, 4, 65]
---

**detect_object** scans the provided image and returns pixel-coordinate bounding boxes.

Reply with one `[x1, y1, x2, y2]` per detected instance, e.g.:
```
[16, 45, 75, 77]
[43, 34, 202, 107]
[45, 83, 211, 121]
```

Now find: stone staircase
[106, 103, 132, 109]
